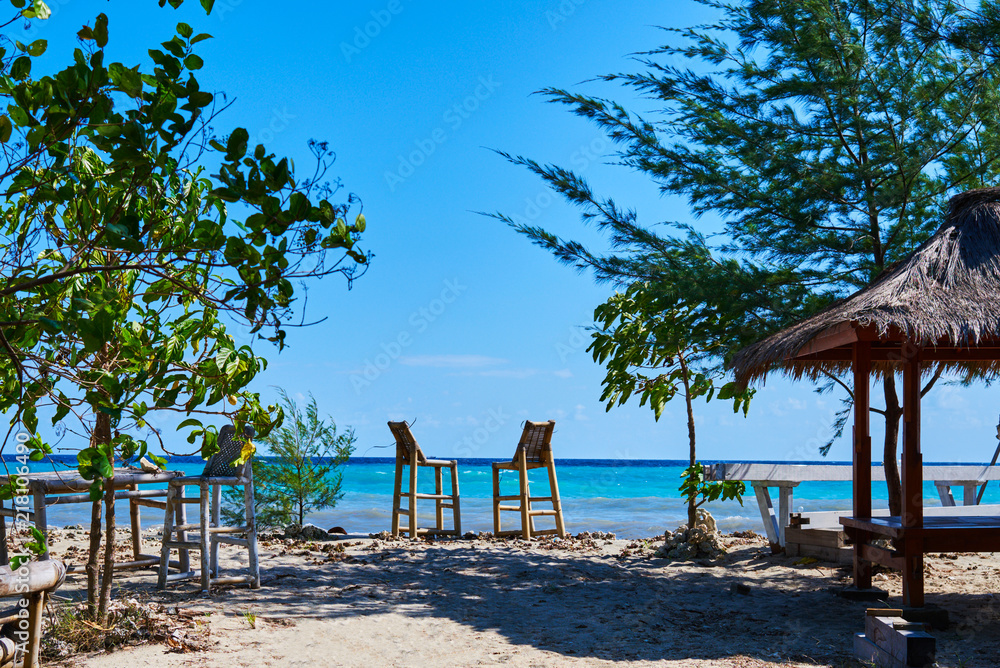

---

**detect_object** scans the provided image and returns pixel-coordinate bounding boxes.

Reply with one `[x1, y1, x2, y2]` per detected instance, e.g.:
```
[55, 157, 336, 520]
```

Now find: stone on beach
[284, 524, 330, 540]
[655, 509, 725, 560]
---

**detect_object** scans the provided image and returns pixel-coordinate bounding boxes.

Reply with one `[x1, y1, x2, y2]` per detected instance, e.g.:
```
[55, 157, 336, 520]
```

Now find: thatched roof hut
[732, 187, 1000, 383]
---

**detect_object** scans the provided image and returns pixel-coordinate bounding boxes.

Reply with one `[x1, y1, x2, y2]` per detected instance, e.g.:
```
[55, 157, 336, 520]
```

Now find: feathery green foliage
[225, 390, 355, 529]
[492, 0, 1000, 514]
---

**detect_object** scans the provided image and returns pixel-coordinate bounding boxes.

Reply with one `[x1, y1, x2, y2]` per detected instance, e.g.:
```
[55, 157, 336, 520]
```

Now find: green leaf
[176, 22, 193, 38]
[10, 56, 31, 80]
[184, 54, 203, 70]
[26, 39, 46, 56]
[191, 33, 213, 44]
[0, 116, 11, 143]
[21, 0, 49, 19]
[93, 13, 108, 48]
[200, 0, 215, 13]
[225, 128, 249, 161]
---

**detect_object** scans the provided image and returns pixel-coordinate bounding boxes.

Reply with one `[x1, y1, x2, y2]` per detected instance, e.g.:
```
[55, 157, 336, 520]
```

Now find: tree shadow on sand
[81, 540, 1000, 666]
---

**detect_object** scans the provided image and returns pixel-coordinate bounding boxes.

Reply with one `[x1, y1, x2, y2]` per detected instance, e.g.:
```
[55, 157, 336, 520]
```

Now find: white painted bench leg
[963, 484, 977, 506]
[752, 482, 780, 547]
[935, 483, 956, 507]
[778, 485, 794, 547]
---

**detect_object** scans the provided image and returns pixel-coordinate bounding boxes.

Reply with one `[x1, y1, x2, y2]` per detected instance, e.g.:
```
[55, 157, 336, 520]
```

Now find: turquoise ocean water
[8, 457, 1000, 538]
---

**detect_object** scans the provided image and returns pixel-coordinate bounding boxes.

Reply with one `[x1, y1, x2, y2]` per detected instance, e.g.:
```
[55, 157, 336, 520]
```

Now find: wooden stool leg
[518, 451, 531, 540]
[547, 460, 566, 538]
[492, 465, 501, 535]
[391, 448, 404, 537]
[158, 486, 176, 589]
[129, 483, 142, 561]
[524, 471, 536, 535]
[24, 590, 43, 668]
[32, 489, 47, 561]
[408, 452, 419, 539]
[434, 467, 444, 531]
[244, 476, 260, 589]
[0, 501, 8, 566]
[210, 484, 221, 577]
[177, 485, 190, 573]
[199, 481, 210, 592]
[450, 462, 461, 536]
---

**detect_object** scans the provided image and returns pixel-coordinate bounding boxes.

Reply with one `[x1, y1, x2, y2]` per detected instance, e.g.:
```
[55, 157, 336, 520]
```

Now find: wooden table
[0, 468, 183, 573]
[706, 463, 1000, 547]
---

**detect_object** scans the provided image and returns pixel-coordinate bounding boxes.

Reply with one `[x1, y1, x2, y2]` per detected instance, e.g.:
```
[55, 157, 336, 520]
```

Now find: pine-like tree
[492, 0, 1000, 513]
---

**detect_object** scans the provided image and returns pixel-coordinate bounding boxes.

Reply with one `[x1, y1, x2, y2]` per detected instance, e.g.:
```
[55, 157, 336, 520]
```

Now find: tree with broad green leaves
[223, 390, 355, 529]
[491, 0, 1000, 515]
[0, 1, 370, 623]
[590, 281, 749, 528]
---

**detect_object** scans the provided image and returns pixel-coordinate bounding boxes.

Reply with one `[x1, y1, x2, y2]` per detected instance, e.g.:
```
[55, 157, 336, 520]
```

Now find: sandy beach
[30, 526, 1000, 667]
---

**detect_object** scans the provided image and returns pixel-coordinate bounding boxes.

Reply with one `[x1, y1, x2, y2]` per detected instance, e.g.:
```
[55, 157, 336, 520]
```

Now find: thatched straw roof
[732, 187, 1000, 384]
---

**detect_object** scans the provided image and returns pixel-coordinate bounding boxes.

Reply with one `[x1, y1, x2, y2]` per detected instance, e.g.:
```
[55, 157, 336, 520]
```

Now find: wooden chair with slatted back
[492, 420, 566, 539]
[157, 425, 260, 592]
[388, 421, 461, 538]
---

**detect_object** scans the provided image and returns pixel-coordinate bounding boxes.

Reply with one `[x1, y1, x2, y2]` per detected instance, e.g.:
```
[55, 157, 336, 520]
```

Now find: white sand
[37, 529, 1000, 667]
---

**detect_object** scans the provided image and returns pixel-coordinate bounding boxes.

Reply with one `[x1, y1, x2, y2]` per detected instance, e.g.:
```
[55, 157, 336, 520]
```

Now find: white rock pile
[655, 509, 725, 560]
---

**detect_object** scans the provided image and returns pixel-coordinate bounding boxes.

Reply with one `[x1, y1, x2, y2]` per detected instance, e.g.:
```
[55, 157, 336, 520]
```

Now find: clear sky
[19, 1, 1000, 463]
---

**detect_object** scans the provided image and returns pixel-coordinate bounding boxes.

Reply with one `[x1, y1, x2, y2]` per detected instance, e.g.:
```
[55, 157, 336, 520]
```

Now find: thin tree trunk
[882, 374, 903, 516]
[98, 477, 115, 625]
[85, 499, 102, 619]
[86, 410, 112, 620]
[678, 354, 698, 529]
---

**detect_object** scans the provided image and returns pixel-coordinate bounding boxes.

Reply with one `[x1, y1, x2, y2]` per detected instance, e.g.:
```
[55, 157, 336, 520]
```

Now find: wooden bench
[705, 463, 1000, 547]
[0, 559, 66, 668]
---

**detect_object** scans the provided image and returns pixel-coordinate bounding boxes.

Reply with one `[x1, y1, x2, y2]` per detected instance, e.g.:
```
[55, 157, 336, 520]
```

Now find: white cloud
[553, 369, 573, 378]
[573, 404, 589, 421]
[399, 354, 506, 368]
[478, 368, 539, 379]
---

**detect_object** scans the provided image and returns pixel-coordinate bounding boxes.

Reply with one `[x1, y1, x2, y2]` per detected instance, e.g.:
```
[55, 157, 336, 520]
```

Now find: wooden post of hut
[732, 187, 1000, 608]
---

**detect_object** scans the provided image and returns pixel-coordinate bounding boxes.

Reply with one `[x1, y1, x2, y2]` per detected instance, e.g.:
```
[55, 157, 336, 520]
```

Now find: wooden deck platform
[842, 515, 1000, 552]
[785, 504, 1000, 565]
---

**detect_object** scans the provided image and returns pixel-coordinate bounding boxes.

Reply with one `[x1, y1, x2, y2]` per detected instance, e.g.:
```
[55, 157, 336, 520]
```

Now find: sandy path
[37, 530, 1000, 667]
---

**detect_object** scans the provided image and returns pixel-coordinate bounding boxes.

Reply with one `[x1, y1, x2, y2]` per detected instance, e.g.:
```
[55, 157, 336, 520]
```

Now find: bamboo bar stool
[492, 420, 566, 540]
[388, 421, 461, 539]
[158, 425, 260, 592]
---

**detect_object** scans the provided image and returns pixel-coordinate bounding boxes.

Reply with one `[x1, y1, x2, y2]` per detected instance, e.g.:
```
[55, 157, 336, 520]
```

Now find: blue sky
[20, 1, 1000, 463]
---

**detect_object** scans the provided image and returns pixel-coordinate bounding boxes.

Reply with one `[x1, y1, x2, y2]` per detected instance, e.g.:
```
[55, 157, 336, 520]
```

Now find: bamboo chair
[158, 425, 260, 592]
[388, 421, 461, 539]
[492, 420, 566, 539]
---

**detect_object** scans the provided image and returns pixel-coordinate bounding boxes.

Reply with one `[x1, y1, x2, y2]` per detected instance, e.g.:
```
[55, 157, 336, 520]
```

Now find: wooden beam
[793, 321, 859, 357]
[853, 340, 873, 590]
[902, 349, 923, 529]
[902, 346, 924, 607]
